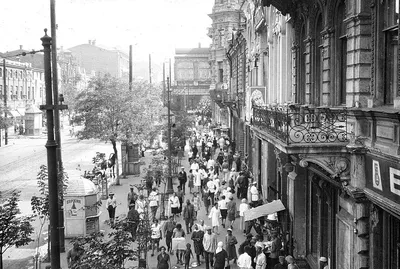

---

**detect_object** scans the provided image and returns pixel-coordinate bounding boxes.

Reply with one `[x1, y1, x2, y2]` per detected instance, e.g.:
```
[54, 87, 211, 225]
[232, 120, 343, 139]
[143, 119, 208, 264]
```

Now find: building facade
[172, 46, 212, 112]
[208, 0, 242, 130]
[210, 0, 400, 268]
[68, 40, 129, 78]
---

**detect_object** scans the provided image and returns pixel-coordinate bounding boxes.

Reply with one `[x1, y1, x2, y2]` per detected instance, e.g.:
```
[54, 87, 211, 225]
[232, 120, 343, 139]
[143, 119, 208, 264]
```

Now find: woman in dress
[213, 241, 228, 269]
[208, 202, 221, 235]
[225, 228, 238, 263]
[157, 246, 170, 269]
[188, 169, 194, 193]
[191, 224, 204, 265]
[226, 196, 237, 229]
[172, 223, 186, 264]
[192, 192, 201, 219]
[203, 186, 211, 215]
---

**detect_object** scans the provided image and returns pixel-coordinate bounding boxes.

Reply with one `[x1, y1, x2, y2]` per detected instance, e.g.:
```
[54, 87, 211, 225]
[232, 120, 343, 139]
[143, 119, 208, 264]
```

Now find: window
[383, 0, 399, 104]
[297, 22, 307, 104]
[336, 0, 347, 105]
[314, 13, 323, 106]
[20, 71, 22, 79]
[40, 87, 43, 98]
[31, 87, 34, 99]
[27, 87, 30, 99]
[21, 87, 23, 99]
[9, 70, 12, 78]
[15, 71, 18, 78]
[0, 85, 2, 94]
[218, 61, 224, 83]
[0, 68, 2, 77]
[10, 86, 13, 96]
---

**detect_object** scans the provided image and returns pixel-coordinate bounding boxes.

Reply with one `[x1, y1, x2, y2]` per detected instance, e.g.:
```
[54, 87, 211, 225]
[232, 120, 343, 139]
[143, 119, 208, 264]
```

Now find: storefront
[365, 154, 400, 269]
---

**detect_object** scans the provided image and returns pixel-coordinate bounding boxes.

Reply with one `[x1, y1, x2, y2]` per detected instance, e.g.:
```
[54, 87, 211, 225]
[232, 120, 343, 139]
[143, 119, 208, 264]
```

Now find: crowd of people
[100, 126, 326, 269]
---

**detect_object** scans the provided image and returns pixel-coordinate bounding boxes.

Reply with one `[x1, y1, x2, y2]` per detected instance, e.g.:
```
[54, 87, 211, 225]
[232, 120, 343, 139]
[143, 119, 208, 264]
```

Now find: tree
[72, 74, 163, 185]
[194, 96, 212, 123]
[70, 216, 137, 268]
[0, 103, 13, 142]
[162, 111, 194, 156]
[0, 191, 34, 269]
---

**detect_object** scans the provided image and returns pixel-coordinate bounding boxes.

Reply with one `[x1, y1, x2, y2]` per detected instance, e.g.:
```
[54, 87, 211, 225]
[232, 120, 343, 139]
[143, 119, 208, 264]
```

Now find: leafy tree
[30, 165, 69, 263]
[0, 104, 13, 137]
[162, 111, 194, 156]
[0, 191, 34, 269]
[70, 217, 137, 268]
[72, 74, 163, 185]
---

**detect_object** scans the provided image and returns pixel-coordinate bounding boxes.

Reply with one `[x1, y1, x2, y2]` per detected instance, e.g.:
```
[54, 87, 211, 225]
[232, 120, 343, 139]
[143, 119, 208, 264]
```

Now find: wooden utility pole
[3, 59, 7, 145]
[129, 45, 133, 91]
[162, 63, 166, 105]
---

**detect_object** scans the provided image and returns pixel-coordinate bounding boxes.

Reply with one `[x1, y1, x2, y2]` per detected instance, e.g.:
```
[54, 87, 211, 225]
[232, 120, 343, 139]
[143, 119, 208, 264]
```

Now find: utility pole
[129, 45, 133, 91]
[40, 28, 61, 269]
[3, 59, 7, 146]
[166, 77, 173, 194]
[162, 63, 166, 106]
[149, 54, 152, 85]
[50, 0, 66, 253]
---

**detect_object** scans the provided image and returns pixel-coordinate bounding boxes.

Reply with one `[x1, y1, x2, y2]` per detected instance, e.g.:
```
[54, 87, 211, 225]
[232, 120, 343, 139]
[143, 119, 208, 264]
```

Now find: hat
[285, 255, 294, 263]
[241, 198, 247, 203]
[205, 226, 212, 230]
[227, 228, 232, 232]
[109, 192, 114, 195]
[246, 233, 253, 239]
[319, 257, 328, 262]
[255, 242, 264, 249]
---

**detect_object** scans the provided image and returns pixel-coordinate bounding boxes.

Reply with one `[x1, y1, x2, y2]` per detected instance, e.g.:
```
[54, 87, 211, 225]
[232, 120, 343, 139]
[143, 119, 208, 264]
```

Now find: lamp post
[166, 77, 173, 194]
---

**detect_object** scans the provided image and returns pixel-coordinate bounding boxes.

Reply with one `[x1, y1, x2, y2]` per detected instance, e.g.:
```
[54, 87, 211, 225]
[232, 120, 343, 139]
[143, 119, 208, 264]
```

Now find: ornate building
[208, 0, 242, 129]
[216, 0, 400, 268]
[172, 46, 211, 112]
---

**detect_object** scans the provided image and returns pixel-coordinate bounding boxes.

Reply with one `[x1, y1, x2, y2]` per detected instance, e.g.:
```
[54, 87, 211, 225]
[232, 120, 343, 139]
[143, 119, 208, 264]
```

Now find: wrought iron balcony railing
[252, 105, 348, 145]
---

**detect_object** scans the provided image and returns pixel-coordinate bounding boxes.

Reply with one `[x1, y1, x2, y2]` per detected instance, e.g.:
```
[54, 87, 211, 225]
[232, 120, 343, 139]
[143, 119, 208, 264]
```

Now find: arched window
[334, 0, 347, 105]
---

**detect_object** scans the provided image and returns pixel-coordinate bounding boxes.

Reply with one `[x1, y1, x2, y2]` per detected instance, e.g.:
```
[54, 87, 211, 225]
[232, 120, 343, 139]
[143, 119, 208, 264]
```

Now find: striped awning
[244, 199, 285, 221]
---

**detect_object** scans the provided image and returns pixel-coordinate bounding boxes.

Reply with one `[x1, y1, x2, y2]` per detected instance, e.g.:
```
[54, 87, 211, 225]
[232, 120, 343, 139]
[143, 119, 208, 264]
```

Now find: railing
[252, 105, 348, 145]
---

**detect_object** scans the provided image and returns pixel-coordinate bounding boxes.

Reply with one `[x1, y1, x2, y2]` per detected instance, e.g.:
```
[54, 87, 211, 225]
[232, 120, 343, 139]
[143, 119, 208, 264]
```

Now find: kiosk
[64, 175, 101, 238]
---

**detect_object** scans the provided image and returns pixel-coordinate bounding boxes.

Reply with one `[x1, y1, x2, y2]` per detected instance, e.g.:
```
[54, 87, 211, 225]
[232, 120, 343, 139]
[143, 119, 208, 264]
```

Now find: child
[192, 192, 201, 219]
[184, 243, 194, 269]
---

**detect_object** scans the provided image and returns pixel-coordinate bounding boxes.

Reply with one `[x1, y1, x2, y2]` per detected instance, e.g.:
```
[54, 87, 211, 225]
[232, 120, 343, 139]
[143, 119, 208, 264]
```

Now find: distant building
[172, 45, 211, 112]
[68, 40, 129, 78]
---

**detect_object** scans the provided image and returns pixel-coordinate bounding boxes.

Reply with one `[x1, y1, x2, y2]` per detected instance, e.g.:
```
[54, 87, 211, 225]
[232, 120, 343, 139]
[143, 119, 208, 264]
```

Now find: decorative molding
[298, 154, 350, 180]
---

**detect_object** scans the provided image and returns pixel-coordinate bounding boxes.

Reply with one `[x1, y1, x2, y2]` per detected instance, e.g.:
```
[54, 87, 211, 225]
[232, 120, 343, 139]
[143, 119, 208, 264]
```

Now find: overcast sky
[0, 0, 213, 63]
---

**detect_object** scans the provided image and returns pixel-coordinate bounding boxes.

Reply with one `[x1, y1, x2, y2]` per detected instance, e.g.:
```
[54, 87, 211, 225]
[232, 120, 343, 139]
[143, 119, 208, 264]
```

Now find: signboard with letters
[366, 155, 400, 203]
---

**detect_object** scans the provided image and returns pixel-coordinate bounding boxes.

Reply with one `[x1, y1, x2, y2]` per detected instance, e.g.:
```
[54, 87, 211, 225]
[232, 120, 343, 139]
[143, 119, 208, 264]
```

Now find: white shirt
[190, 162, 199, 171]
[149, 191, 159, 207]
[207, 181, 216, 193]
[218, 199, 227, 210]
[250, 185, 259, 201]
[239, 202, 250, 217]
[151, 223, 162, 239]
[237, 253, 252, 269]
[169, 196, 180, 208]
[106, 197, 117, 208]
[207, 159, 215, 169]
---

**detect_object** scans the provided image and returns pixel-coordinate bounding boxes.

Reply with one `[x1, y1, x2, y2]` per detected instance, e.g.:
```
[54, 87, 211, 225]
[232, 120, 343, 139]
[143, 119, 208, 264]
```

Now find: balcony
[252, 105, 348, 145]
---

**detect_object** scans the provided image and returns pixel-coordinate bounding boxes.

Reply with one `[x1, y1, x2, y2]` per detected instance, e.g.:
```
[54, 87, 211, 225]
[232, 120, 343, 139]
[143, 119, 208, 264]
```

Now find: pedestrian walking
[268, 231, 282, 268]
[194, 169, 202, 193]
[218, 195, 228, 228]
[191, 224, 204, 266]
[106, 192, 117, 225]
[239, 199, 250, 233]
[163, 216, 176, 253]
[192, 192, 201, 219]
[214, 241, 229, 269]
[169, 192, 180, 221]
[202, 226, 217, 269]
[250, 182, 259, 207]
[149, 187, 159, 221]
[157, 246, 171, 269]
[151, 219, 163, 256]
[225, 228, 238, 263]
[127, 186, 138, 209]
[237, 246, 252, 269]
[184, 243, 194, 269]
[135, 195, 146, 218]
[254, 243, 266, 269]
[177, 186, 184, 214]
[188, 169, 194, 193]
[183, 199, 195, 234]
[227, 196, 237, 228]
[178, 167, 188, 193]
[203, 186, 211, 215]
[172, 223, 186, 265]
[208, 202, 221, 234]
[127, 203, 140, 241]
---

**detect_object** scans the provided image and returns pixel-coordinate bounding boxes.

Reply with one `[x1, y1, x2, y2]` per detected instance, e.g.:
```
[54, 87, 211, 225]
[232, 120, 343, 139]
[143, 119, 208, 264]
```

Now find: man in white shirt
[106, 193, 117, 225]
[148, 187, 159, 221]
[206, 158, 215, 170]
[190, 160, 199, 171]
[151, 219, 162, 256]
[250, 182, 259, 207]
[169, 193, 180, 220]
[237, 246, 252, 269]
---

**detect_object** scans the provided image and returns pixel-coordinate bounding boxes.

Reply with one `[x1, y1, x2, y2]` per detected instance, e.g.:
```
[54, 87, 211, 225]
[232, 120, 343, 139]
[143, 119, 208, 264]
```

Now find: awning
[6, 110, 20, 117]
[244, 199, 286, 222]
[16, 108, 25, 116]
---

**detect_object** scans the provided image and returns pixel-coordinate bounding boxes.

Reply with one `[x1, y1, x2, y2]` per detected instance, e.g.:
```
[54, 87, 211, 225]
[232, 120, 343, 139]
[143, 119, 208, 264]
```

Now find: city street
[0, 129, 119, 269]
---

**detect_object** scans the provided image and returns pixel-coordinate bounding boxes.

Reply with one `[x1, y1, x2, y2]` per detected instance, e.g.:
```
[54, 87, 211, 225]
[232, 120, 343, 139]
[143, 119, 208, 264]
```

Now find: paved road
[0, 130, 119, 269]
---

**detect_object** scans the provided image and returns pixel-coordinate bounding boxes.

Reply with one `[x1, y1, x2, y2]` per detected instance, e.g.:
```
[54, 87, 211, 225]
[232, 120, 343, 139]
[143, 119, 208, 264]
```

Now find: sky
[0, 0, 214, 63]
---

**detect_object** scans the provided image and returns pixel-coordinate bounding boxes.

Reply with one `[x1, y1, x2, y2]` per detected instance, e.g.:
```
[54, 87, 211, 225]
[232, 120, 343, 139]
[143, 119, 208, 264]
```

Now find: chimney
[198, 43, 201, 48]
[20, 45, 23, 50]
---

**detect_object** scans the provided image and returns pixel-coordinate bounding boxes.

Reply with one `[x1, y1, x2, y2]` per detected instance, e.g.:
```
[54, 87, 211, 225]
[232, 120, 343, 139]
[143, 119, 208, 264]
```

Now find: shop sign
[366, 155, 400, 203]
[65, 197, 84, 218]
